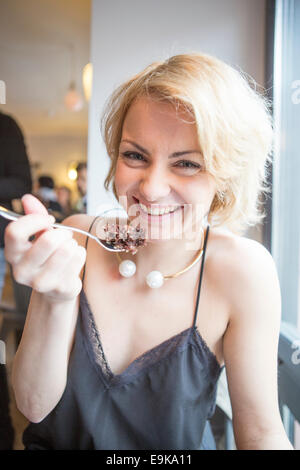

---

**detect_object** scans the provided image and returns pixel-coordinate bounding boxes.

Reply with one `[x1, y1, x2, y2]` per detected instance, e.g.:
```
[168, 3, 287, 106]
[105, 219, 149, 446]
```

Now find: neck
[118, 227, 206, 283]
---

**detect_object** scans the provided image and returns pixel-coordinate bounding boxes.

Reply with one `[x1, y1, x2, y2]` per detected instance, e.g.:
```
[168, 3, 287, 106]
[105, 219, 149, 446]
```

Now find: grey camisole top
[23, 218, 224, 450]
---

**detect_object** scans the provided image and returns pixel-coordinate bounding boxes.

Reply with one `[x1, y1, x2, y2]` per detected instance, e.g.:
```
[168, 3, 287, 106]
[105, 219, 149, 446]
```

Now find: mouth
[132, 196, 183, 219]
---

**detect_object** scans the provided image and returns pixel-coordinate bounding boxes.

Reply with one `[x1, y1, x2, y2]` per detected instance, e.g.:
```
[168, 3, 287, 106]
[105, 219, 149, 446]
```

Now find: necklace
[115, 224, 209, 288]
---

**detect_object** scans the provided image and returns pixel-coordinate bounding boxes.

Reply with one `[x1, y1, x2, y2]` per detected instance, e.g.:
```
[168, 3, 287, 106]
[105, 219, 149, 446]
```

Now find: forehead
[122, 96, 198, 145]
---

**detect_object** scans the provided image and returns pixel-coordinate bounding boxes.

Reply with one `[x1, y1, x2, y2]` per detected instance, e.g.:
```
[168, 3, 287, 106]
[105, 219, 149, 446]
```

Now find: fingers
[12, 231, 76, 286]
[21, 194, 54, 239]
[19, 228, 74, 268]
[4, 207, 87, 303]
[22, 193, 49, 216]
[4, 214, 55, 263]
[31, 244, 87, 298]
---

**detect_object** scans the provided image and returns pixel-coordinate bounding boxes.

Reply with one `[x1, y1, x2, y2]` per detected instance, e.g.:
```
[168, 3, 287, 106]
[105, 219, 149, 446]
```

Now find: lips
[132, 196, 183, 211]
[129, 197, 183, 223]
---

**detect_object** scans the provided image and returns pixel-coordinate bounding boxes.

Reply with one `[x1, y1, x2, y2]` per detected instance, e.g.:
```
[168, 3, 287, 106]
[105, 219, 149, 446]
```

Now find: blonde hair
[102, 52, 273, 235]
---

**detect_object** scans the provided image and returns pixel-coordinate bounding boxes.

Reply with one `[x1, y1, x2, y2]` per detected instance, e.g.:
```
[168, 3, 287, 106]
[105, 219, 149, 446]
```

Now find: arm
[12, 293, 79, 423]
[222, 237, 294, 450]
[9, 211, 88, 423]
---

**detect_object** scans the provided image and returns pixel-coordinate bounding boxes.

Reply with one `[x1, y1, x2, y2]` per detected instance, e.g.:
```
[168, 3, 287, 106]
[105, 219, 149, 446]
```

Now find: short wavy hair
[101, 52, 273, 235]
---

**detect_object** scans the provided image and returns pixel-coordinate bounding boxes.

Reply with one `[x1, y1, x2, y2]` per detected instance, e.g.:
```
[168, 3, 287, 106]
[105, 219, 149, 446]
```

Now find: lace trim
[80, 289, 223, 388]
[80, 290, 191, 382]
[113, 327, 191, 378]
[80, 290, 112, 380]
[194, 326, 223, 372]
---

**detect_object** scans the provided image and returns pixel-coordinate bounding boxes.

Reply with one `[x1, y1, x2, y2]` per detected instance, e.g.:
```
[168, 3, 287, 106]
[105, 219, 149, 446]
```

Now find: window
[269, 0, 300, 449]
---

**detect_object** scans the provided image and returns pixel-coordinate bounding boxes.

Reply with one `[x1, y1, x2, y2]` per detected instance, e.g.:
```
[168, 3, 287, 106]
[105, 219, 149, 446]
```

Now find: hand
[4, 194, 86, 303]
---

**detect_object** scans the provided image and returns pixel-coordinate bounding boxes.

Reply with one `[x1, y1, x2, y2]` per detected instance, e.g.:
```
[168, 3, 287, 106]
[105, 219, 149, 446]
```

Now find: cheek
[199, 175, 217, 198]
[185, 178, 217, 213]
[114, 160, 133, 194]
[187, 177, 214, 199]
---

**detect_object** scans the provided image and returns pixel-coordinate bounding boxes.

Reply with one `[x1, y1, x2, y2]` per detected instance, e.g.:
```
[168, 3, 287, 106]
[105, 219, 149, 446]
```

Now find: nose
[139, 164, 171, 203]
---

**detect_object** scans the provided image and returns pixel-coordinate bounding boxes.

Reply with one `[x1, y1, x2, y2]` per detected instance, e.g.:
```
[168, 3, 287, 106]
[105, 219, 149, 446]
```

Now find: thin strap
[81, 215, 103, 286]
[192, 224, 210, 328]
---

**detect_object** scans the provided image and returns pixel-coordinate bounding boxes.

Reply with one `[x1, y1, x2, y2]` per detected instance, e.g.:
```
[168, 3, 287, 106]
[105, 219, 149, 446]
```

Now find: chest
[83, 246, 228, 375]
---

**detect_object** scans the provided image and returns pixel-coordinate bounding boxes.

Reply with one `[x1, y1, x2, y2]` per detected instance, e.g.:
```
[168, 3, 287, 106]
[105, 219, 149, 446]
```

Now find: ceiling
[0, 0, 91, 137]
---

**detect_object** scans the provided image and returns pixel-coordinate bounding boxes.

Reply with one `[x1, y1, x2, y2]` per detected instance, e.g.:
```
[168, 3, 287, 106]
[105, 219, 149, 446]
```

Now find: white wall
[0, 0, 90, 137]
[88, 0, 266, 239]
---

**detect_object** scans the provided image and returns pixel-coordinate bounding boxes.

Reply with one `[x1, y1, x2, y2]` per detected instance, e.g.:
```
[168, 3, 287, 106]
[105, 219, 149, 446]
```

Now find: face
[114, 96, 217, 243]
[77, 168, 87, 196]
[56, 188, 70, 205]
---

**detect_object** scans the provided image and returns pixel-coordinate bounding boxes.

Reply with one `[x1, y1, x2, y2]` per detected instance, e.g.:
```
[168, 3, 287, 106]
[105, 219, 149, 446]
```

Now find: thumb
[21, 193, 49, 216]
[21, 193, 53, 239]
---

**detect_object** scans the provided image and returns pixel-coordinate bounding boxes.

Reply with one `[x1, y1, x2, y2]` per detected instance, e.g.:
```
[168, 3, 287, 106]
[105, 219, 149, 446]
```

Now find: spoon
[0, 205, 134, 253]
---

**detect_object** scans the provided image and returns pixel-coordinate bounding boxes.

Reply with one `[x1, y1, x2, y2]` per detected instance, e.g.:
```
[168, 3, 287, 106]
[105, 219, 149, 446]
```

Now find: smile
[132, 198, 183, 218]
[138, 202, 182, 216]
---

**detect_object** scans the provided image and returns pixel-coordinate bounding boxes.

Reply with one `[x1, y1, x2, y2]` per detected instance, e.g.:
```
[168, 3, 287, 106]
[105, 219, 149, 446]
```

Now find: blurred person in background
[0, 110, 32, 450]
[34, 175, 64, 221]
[56, 185, 73, 219]
[73, 162, 87, 214]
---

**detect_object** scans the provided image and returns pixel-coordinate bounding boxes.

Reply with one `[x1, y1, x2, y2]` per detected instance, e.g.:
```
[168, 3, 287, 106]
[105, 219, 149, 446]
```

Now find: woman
[5, 53, 293, 450]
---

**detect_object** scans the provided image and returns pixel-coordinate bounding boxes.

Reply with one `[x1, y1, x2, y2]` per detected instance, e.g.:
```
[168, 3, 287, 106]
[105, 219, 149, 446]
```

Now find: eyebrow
[120, 139, 202, 159]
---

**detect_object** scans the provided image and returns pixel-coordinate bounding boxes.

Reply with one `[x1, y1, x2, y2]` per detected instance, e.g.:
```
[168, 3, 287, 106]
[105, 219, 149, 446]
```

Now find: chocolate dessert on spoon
[0, 206, 147, 254]
[0, 205, 207, 290]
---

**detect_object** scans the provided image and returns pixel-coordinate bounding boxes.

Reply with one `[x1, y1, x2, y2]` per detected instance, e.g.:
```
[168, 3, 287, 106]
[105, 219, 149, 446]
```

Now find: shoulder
[0, 112, 14, 126]
[215, 228, 277, 281]
[208, 226, 281, 323]
[61, 213, 97, 247]
[62, 213, 95, 229]
[0, 112, 23, 136]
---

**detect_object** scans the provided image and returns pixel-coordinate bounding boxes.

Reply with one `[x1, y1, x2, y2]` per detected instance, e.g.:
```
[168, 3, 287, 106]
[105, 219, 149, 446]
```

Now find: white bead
[146, 270, 164, 288]
[119, 260, 136, 278]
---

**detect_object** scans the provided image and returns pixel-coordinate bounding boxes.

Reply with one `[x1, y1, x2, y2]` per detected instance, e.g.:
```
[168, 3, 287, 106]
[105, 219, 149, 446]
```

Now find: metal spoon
[0, 205, 131, 253]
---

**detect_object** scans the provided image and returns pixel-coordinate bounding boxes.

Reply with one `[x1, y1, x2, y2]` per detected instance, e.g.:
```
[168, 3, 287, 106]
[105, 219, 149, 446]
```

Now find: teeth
[139, 203, 180, 216]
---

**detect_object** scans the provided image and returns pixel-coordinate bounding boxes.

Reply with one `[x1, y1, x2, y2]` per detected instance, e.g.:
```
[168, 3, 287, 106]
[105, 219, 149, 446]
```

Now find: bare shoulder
[211, 228, 277, 275]
[62, 213, 95, 230]
[208, 226, 280, 321]
[61, 213, 96, 247]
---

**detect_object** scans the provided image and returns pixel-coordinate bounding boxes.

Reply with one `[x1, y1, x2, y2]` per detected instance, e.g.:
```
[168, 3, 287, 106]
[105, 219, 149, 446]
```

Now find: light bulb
[64, 82, 83, 111]
[68, 168, 78, 181]
[82, 63, 93, 101]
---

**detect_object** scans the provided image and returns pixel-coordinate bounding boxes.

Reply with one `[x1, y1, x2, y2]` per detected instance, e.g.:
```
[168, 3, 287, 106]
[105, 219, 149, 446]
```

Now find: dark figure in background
[0, 110, 32, 450]
[35, 175, 64, 221]
[73, 162, 87, 214]
[56, 185, 73, 219]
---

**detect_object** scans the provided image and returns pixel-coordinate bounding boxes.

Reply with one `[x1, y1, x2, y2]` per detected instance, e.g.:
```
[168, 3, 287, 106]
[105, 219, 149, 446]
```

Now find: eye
[121, 151, 146, 161]
[175, 160, 201, 170]
[121, 151, 202, 172]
